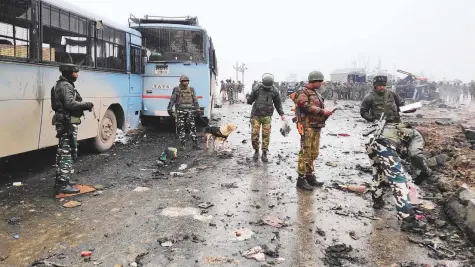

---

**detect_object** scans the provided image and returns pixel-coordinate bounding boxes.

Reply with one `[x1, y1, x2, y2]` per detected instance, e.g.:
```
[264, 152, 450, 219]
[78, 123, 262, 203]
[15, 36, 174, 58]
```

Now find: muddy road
[0, 100, 466, 267]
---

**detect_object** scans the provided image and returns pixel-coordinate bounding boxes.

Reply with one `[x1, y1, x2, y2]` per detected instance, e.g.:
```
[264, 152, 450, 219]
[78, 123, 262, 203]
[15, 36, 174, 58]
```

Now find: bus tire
[94, 109, 117, 152]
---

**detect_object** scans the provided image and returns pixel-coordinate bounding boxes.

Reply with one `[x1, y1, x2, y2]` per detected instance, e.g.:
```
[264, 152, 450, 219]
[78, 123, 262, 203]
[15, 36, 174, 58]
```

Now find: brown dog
[204, 123, 238, 150]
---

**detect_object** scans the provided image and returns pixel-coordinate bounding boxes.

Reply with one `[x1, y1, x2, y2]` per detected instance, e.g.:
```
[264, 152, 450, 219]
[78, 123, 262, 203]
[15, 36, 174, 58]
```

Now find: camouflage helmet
[59, 64, 79, 72]
[308, 71, 324, 82]
[179, 75, 190, 82]
[262, 73, 274, 88]
[373, 75, 388, 86]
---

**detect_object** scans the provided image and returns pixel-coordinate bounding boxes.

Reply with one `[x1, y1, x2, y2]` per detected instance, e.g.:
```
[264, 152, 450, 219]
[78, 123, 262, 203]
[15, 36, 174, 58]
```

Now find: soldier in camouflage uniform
[168, 75, 201, 150]
[294, 71, 334, 191]
[226, 79, 234, 104]
[361, 75, 427, 231]
[51, 64, 94, 194]
[247, 73, 285, 162]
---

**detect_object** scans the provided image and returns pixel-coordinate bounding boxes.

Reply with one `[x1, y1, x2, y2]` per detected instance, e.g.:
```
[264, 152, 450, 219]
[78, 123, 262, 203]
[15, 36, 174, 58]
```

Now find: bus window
[41, 3, 93, 66]
[0, 0, 32, 60]
[96, 26, 126, 71]
[140, 28, 205, 63]
[130, 46, 141, 74]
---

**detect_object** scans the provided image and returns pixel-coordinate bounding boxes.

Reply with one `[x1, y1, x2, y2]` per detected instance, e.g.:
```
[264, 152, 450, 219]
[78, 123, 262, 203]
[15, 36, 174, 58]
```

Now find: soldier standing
[360, 75, 429, 231]
[220, 80, 226, 101]
[294, 71, 333, 191]
[226, 79, 234, 104]
[51, 64, 93, 194]
[247, 73, 285, 162]
[167, 75, 201, 150]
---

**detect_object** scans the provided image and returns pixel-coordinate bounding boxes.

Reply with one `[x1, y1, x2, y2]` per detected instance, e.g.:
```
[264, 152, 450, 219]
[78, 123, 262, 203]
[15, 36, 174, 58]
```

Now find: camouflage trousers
[366, 137, 414, 220]
[176, 109, 197, 143]
[297, 127, 321, 175]
[55, 124, 78, 183]
[227, 89, 234, 103]
[251, 116, 272, 151]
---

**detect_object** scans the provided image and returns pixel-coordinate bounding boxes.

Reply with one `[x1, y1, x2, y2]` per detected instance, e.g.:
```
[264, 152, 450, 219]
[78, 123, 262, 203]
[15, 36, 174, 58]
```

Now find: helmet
[179, 75, 190, 82]
[262, 73, 274, 88]
[59, 64, 79, 72]
[373, 75, 388, 86]
[308, 71, 324, 82]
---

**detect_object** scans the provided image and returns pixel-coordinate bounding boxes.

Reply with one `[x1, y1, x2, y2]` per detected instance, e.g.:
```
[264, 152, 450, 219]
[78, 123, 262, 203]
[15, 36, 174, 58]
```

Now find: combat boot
[401, 215, 427, 233]
[297, 176, 314, 191]
[306, 174, 324, 187]
[372, 198, 385, 209]
[261, 151, 268, 163]
[55, 180, 80, 194]
[192, 140, 201, 150]
[179, 141, 186, 151]
[253, 150, 259, 161]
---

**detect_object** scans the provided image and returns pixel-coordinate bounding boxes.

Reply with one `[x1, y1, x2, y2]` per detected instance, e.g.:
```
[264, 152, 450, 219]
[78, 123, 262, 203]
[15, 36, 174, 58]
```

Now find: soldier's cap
[59, 64, 79, 72]
[373, 75, 387, 86]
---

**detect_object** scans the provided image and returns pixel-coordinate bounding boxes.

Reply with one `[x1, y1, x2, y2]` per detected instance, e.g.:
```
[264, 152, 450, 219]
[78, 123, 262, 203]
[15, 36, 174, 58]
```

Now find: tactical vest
[371, 90, 400, 123]
[176, 86, 194, 109]
[51, 78, 84, 125]
[251, 87, 275, 117]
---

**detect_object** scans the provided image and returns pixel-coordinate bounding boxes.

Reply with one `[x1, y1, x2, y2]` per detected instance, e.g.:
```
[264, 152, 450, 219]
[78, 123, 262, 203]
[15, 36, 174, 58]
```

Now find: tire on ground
[94, 109, 117, 152]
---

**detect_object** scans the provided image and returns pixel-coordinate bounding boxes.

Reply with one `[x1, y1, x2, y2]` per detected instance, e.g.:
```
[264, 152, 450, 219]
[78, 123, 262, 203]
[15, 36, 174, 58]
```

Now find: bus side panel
[0, 62, 43, 157]
[0, 100, 43, 158]
[142, 63, 210, 117]
[127, 74, 143, 129]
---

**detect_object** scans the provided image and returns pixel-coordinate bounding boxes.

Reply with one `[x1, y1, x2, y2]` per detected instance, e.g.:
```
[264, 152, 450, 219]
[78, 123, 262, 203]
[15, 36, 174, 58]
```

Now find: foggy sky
[64, 0, 475, 86]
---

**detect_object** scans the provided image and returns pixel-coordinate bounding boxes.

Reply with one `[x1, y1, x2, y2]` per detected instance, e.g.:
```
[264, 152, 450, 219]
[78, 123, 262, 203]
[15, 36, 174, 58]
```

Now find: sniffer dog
[204, 123, 238, 150]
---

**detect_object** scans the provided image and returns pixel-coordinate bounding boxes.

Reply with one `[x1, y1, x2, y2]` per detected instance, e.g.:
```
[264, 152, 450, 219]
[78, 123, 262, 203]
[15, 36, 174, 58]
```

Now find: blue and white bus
[128, 15, 218, 122]
[0, 0, 143, 157]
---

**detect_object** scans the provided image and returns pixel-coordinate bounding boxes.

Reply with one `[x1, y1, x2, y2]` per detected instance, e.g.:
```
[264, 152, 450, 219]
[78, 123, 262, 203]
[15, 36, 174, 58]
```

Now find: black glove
[84, 102, 94, 111]
[167, 109, 176, 118]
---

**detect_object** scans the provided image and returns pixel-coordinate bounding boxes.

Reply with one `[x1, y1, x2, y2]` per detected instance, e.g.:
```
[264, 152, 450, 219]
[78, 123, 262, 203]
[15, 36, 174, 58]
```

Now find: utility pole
[239, 63, 247, 85]
[233, 61, 240, 82]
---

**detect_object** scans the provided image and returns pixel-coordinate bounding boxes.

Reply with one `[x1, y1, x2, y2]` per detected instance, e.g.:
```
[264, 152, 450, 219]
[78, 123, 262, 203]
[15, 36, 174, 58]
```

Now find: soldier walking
[360, 75, 429, 231]
[294, 71, 333, 191]
[167, 75, 201, 150]
[51, 64, 93, 194]
[247, 73, 285, 162]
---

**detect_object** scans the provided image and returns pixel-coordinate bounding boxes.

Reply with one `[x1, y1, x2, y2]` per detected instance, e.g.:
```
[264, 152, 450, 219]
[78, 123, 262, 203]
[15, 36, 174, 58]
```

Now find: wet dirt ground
[0, 100, 467, 267]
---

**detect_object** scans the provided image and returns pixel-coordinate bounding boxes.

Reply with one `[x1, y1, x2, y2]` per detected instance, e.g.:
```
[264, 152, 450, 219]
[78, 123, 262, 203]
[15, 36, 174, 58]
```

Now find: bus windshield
[140, 27, 205, 63]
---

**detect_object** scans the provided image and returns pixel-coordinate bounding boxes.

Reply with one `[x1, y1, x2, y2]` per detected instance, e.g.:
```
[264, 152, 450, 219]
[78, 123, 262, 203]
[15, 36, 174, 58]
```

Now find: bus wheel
[94, 109, 117, 152]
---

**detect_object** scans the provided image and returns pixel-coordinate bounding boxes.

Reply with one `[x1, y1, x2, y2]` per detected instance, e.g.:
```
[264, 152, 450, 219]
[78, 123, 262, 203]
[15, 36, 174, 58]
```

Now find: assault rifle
[362, 113, 386, 140]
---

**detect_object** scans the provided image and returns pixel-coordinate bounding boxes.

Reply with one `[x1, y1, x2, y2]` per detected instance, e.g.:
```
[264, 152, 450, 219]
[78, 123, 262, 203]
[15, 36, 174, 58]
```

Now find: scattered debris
[221, 182, 239, 189]
[161, 207, 200, 217]
[161, 241, 173, 247]
[241, 246, 266, 262]
[178, 164, 188, 171]
[230, 228, 254, 241]
[198, 202, 214, 209]
[159, 147, 178, 164]
[62, 201, 82, 208]
[280, 121, 291, 137]
[259, 215, 290, 228]
[81, 251, 92, 257]
[115, 129, 130, 144]
[325, 162, 338, 167]
[6, 217, 21, 225]
[315, 227, 326, 237]
[28, 261, 68, 267]
[322, 243, 359, 266]
[133, 186, 150, 192]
